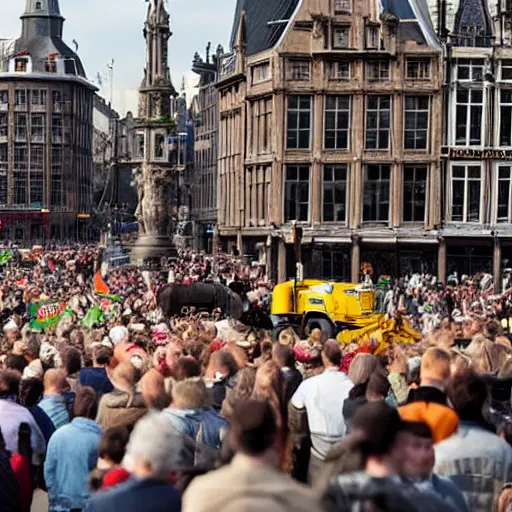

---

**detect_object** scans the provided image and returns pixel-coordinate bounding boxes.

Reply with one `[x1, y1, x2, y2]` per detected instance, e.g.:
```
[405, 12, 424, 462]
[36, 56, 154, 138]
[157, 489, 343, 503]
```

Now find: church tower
[131, 0, 178, 263]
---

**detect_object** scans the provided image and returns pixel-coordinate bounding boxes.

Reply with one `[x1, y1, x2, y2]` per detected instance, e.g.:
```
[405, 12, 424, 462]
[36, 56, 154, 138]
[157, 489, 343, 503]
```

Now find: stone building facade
[0, 0, 96, 244]
[217, 0, 443, 282]
[433, 0, 512, 285]
[190, 45, 222, 252]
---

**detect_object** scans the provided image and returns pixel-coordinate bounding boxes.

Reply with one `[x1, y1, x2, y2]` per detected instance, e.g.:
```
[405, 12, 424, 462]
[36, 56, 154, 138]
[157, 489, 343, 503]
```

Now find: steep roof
[229, 0, 300, 55]
[381, 0, 440, 48]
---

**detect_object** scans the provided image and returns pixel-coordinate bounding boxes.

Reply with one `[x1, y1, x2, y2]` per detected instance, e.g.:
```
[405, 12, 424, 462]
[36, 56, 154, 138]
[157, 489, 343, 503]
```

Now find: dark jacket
[0, 430, 20, 512]
[282, 367, 303, 403]
[84, 477, 181, 512]
[324, 472, 458, 512]
[78, 368, 114, 397]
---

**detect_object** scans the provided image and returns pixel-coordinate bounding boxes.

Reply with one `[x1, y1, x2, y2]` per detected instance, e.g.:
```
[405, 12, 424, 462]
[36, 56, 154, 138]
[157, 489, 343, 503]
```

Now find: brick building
[0, 0, 95, 244]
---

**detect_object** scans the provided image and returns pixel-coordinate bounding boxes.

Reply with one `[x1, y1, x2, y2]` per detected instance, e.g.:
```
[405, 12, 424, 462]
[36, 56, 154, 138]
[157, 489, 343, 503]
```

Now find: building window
[45, 56, 57, 73]
[286, 60, 310, 81]
[30, 146, 44, 206]
[502, 60, 512, 80]
[0, 144, 7, 205]
[334, 0, 352, 12]
[323, 164, 348, 222]
[324, 95, 350, 150]
[455, 89, 483, 146]
[327, 61, 350, 80]
[0, 113, 7, 137]
[457, 59, 484, 81]
[31, 89, 47, 106]
[404, 96, 429, 150]
[366, 61, 390, 81]
[363, 164, 390, 222]
[500, 90, 512, 146]
[52, 91, 62, 112]
[51, 146, 62, 207]
[366, 26, 380, 49]
[366, 96, 391, 150]
[451, 164, 481, 222]
[333, 26, 350, 48]
[154, 133, 165, 159]
[252, 61, 270, 84]
[14, 89, 27, 106]
[15, 113, 27, 142]
[135, 133, 145, 158]
[287, 95, 311, 149]
[403, 165, 427, 222]
[285, 165, 310, 221]
[498, 166, 512, 223]
[0, 91, 8, 106]
[406, 58, 431, 79]
[31, 114, 45, 143]
[52, 116, 62, 143]
[15, 58, 28, 72]
[13, 145, 28, 205]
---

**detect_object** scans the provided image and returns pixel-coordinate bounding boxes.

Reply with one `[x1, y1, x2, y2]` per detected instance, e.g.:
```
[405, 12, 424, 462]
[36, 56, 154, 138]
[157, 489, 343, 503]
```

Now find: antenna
[107, 59, 114, 107]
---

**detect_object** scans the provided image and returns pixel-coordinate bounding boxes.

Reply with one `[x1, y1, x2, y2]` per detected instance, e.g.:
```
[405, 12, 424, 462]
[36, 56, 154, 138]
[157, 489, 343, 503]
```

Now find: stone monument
[130, 0, 177, 263]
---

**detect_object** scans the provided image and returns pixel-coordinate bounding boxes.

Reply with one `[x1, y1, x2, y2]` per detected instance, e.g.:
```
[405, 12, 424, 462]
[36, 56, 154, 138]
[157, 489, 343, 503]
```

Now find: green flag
[0, 251, 12, 265]
[82, 305, 105, 329]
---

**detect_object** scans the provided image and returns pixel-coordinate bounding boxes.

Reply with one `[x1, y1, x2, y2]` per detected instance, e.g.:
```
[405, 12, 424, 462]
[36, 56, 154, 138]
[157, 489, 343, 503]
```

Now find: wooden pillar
[311, 94, 323, 225]
[494, 238, 502, 293]
[278, 238, 287, 283]
[351, 237, 360, 283]
[438, 238, 446, 284]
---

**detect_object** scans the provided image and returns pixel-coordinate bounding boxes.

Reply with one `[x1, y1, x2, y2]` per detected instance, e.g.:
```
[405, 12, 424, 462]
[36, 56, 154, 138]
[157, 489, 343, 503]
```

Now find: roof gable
[229, 0, 300, 56]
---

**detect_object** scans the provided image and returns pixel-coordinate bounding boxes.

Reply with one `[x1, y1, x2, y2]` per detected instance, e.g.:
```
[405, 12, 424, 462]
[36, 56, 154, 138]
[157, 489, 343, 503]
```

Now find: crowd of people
[0, 247, 512, 511]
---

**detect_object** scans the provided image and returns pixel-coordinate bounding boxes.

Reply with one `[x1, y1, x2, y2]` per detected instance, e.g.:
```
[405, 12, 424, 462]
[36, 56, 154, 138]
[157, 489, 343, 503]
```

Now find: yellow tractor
[271, 279, 421, 352]
[271, 279, 376, 339]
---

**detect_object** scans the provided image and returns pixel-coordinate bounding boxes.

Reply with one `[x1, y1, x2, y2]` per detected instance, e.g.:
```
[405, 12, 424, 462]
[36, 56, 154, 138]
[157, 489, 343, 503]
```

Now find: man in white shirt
[290, 340, 353, 486]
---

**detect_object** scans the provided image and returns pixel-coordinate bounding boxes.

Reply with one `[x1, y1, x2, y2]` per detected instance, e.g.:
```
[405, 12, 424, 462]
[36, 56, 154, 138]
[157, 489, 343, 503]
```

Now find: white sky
[0, 0, 235, 114]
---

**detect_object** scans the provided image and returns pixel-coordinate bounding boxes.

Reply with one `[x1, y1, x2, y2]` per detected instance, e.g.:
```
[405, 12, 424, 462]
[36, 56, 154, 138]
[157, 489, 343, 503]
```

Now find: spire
[139, 0, 176, 119]
[21, 0, 65, 39]
[142, 0, 174, 89]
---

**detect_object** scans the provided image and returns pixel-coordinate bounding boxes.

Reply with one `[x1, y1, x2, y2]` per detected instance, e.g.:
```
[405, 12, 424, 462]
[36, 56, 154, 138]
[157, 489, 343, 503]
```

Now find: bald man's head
[44, 369, 69, 395]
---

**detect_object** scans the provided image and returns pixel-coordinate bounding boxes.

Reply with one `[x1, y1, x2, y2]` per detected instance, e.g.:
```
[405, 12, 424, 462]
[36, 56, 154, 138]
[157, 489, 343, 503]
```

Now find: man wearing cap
[289, 339, 354, 486]
[183, 399, 322, 512]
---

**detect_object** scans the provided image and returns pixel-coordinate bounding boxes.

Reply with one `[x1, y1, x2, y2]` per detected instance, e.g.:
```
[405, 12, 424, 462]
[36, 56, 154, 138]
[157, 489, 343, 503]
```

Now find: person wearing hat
[183, 399, 323, 512]
[324, 402, 458, 512]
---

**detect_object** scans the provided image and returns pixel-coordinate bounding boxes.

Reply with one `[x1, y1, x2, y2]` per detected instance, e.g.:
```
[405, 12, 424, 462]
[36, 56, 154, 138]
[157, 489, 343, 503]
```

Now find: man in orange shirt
[399, 348, 459, 443]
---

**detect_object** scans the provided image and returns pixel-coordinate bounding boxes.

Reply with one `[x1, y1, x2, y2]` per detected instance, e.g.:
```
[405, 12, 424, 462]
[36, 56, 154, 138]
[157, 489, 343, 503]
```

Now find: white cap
[109, 325, 129, 346]
[3, 319, 18, 332]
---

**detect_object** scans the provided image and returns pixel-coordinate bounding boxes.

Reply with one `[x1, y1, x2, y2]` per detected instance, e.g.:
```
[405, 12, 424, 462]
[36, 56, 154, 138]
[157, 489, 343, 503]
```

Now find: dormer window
[45, 55, 57, 73]
[15, 58, 28, 72]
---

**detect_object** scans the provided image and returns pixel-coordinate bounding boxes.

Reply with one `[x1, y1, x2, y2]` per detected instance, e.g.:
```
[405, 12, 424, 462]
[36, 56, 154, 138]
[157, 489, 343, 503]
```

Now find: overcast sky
[0, 0, 235, 114]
